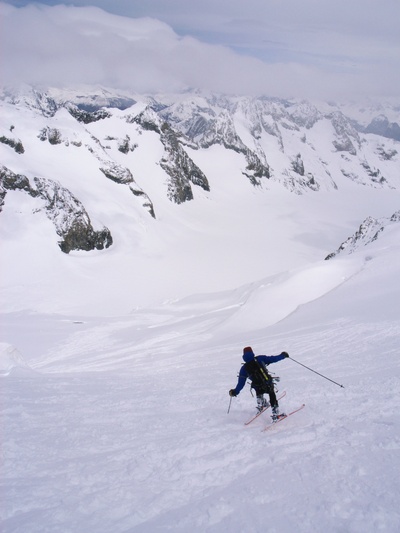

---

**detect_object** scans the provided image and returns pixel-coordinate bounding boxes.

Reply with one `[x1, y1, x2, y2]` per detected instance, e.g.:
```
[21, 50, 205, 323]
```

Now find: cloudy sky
[1, 0, 400, 99]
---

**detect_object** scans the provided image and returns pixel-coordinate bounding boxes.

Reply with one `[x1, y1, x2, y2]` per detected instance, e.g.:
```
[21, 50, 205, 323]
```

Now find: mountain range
[1, 84, 399, 313]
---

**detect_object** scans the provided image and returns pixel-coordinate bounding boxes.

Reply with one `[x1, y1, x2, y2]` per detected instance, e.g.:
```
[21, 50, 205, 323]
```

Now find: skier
[229, 346, 289, 421]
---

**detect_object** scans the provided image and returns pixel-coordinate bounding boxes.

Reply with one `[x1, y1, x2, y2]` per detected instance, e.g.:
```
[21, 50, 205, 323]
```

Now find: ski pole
[227, 396, 233, 414]
[289, 356, 345, 388]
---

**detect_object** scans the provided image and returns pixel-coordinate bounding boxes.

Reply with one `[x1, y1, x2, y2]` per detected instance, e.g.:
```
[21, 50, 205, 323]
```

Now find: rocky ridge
[325, 210, 400, 259]
[131, 107, 210, 203]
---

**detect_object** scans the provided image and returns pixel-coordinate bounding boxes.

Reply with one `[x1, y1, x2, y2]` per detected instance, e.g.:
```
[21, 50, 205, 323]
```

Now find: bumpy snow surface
[2, 222, 400, 532]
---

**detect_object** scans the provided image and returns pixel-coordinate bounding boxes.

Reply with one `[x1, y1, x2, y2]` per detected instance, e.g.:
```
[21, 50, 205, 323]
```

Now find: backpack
[244, 358, 273, 393]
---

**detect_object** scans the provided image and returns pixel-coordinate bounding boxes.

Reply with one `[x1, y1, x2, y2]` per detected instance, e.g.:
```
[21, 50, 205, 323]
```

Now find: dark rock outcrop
[132, 108, 210, 203]
[291, 154, 305, 176]
[0, 135, 25, 154]
[65, 103, 111, 124]
[160, 122, 210, 203]
[329, 112, 359, 155]
[0, 166, 113, 253]
[38, 127, 63, 145]
[99, 160, 155, 217]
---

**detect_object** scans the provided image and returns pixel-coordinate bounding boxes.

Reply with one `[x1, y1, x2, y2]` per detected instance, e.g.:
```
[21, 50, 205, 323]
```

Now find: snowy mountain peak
[325, 210, 400, 259]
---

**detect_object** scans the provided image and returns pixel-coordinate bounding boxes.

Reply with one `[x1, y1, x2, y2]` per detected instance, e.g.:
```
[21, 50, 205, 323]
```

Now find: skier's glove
[281, 351, 289, 358]
[229, 389, 237, 397]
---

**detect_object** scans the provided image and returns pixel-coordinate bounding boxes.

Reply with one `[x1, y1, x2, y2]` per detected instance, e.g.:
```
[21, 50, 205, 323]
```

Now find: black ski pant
[254, 384, 278, 408]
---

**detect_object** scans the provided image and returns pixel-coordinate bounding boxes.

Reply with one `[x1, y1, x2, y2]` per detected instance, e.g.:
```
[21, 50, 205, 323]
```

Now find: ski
[262, 403, 305, 432]
[244, 391, 286, 425]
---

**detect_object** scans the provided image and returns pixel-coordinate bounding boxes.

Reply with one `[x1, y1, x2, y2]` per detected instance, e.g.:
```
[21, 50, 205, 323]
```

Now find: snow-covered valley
[1, 86, 400, 532]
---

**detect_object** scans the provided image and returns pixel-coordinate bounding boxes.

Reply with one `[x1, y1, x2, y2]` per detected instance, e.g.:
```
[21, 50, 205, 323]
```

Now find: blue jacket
[233, 352, 286, 395]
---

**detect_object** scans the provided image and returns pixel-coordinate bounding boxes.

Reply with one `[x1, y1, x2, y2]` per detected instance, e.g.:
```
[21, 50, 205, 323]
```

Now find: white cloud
[1, 2, 399, 99]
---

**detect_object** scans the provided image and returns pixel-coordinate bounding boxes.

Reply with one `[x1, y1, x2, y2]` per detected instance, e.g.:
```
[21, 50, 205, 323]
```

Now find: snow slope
[1, 217, 400, 532]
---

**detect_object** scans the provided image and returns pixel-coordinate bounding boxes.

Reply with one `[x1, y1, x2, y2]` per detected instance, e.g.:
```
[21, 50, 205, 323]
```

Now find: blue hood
[242, 347, 255, 362]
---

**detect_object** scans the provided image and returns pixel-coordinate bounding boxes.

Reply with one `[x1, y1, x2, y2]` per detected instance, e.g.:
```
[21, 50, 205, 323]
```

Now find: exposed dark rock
[376, 145, 398, 161]
[0, 185, 5, 212]
[200, 111, 242, 152]
[291, 154, 305, 176]
[242, 150, 270, 184]
[333, 137, 357, 154]
[130, 108, 161, 133]
[38, 127, 63, 145]
[130, 188, 156, 218]
[129, 108, 210, 203]
[99, 162, 134, 184]
[0, 167, 31, 192]
[58, 223, 113, 254]
[329, 111, 359, 155]
[0, 166, 113, 253]
[65, 103, 111, 124]
[280, 168, 320, 194]
[99, 161, 156, 217]
[186, 114, 213, 139]
[0, 135, 25, 154]
[306, 173, 319, 191]
[160, 122, 210, 204]
[361, 160, 387, 184]
[118, 135, 138, 154]
[175, 108, 270, 185]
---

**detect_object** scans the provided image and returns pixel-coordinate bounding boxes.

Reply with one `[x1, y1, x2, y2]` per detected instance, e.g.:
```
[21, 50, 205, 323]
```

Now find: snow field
[2, 317, 399, 532]
[2, 232, 400, 532]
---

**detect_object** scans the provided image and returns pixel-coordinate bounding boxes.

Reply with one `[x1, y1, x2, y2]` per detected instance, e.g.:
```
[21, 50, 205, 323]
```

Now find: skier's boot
[257, 395, 269, 413]
[271, 405, 286, 422]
